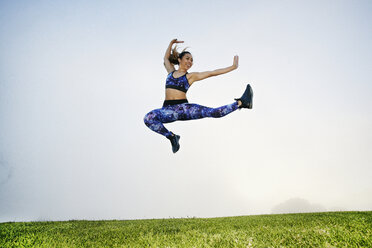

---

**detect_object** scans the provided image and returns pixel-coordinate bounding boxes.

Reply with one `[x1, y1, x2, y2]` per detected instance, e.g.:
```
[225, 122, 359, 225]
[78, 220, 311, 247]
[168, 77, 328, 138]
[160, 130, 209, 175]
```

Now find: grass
[1, 211, 371, 247]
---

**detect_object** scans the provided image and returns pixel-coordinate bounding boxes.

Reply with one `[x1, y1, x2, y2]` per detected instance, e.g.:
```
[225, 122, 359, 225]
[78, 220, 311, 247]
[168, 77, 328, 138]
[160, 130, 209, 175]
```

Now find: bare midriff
[165, 88, 187, 100]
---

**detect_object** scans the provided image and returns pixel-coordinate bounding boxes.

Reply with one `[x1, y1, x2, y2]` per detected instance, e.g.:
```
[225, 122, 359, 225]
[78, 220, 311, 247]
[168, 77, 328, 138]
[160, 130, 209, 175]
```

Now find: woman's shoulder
[186, 71, 197, 78]
[186, 71, 196, 76]
[186, 72, 196, 85]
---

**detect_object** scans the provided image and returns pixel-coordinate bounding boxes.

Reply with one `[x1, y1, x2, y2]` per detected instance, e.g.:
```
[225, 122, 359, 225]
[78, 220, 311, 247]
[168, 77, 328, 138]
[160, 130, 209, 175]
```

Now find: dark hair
[169, 46, 191, 65]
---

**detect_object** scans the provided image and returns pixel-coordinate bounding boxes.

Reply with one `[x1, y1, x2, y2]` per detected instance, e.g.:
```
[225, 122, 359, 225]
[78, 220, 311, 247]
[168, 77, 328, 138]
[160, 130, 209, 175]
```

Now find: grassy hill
[1, 211, 371, 247]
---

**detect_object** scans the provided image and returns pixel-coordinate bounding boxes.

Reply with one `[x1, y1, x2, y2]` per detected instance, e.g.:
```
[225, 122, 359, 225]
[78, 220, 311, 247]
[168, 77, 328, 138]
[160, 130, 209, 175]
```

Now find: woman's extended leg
[177, 102, 239, 120]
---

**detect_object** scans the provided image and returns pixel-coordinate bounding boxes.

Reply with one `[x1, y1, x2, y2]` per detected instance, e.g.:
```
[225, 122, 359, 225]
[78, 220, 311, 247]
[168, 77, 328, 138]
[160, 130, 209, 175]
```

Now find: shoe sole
[247, 84, 253, 109]
[172, 135, 180, 153]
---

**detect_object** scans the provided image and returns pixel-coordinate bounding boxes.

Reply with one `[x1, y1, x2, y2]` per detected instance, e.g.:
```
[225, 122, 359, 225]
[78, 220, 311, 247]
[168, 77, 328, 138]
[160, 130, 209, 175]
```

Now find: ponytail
[168, 46, 191, 65]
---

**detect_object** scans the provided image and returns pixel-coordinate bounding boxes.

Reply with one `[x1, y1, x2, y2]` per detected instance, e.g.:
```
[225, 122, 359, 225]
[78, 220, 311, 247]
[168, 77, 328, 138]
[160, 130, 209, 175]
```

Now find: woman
[144, 39, 253, 153]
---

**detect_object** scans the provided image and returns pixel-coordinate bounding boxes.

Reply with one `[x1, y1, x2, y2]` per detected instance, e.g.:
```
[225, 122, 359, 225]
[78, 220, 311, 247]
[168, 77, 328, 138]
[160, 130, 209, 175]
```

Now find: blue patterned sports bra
[165, 71, 190, 93]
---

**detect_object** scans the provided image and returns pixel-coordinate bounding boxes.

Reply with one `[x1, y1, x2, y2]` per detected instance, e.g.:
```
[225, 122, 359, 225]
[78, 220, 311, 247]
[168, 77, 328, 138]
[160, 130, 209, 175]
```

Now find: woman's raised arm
[163, 39, 184, 73]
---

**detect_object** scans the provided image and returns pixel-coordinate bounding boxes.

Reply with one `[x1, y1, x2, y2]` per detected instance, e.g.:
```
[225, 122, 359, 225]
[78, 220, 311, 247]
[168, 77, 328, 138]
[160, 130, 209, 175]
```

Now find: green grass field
[1, 211, 371, 247]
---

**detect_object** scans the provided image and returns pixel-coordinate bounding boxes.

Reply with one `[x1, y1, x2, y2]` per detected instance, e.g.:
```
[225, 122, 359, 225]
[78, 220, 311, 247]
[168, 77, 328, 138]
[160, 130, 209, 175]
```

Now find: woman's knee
[206, 107, 223, 118]
[144, 111, 155, 126]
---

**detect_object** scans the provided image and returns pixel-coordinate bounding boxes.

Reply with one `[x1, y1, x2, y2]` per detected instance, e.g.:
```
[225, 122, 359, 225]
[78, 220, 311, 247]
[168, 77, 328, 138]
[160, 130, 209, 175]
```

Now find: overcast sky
[1, 0, 371, 222]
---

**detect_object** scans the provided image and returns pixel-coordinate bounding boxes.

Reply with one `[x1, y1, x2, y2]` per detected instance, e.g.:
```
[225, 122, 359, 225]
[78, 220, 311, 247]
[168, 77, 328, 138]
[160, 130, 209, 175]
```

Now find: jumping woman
[144, 39, 253, 153]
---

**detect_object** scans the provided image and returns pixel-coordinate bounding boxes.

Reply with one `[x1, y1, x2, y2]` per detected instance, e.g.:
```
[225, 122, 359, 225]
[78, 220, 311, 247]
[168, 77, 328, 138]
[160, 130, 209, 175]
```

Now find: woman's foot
[235, 84, 253, 109]
[168, 134, 180, 153]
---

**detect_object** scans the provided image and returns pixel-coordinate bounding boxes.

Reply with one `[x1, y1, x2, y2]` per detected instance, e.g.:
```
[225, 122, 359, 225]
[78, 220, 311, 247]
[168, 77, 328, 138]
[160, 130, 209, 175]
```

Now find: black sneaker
[235, 84, 253, 109]
[168, 135, 180, 153]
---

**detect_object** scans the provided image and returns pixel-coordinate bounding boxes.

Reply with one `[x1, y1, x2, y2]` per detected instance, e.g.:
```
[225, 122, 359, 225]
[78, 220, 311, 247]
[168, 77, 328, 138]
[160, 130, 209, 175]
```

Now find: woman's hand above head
[171, 39, 184, 45]
[164, 39, 185, 73]
[232, 55, 239, 70]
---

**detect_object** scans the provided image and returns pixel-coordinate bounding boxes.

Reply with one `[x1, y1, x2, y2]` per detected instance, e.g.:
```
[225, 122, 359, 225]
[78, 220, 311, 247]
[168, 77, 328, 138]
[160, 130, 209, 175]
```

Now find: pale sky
[1, 0, 371, 222]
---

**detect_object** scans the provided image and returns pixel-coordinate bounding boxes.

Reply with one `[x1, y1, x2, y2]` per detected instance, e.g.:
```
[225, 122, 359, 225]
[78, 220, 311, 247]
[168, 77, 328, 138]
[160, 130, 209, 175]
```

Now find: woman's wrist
[231, 65, 237, 70]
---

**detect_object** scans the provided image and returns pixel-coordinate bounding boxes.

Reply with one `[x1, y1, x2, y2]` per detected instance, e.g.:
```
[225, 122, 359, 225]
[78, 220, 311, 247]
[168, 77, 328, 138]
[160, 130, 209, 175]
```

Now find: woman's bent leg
[143, 107, 177, 138]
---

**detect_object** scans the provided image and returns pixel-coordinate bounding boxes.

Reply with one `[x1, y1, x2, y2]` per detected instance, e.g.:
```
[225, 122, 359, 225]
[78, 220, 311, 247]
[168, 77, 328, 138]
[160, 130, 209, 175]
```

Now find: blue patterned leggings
[144, 101, 239, 138]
